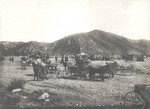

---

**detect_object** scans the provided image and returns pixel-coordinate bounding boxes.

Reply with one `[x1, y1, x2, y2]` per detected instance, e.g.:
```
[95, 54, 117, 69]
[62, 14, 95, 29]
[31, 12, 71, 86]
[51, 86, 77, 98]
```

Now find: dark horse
[32, 62, 46, 81]
[88, 61, 118, 81]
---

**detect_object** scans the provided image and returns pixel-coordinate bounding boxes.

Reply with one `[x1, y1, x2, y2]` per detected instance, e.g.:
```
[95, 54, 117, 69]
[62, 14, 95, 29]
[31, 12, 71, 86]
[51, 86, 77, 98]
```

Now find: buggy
[46, 63, 58, 74]
[124, 84, 150, 109]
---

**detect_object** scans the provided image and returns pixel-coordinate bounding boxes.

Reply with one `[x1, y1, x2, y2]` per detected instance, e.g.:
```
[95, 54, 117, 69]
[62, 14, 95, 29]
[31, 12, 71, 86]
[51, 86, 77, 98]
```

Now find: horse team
[18, 54, 119, 81]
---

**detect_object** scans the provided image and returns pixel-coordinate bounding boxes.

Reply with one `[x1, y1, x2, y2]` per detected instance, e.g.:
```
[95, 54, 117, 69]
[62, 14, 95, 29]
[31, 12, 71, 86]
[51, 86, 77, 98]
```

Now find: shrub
[0, 81, 20, 106]
[7, 78, 26, 92]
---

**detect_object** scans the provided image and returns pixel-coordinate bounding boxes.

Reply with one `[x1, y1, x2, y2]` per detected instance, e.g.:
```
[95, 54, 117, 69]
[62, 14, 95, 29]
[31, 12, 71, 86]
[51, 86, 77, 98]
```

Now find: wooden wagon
[118, 65, 134, 75]
[124, 84, 150, 109]
[46, 63, 58, 74]
[67, 65, 86, 75]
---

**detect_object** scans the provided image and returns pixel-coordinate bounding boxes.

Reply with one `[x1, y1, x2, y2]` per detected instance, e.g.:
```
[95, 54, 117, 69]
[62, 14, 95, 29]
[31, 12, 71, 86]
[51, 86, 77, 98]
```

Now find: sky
[0, 0, 149, 42]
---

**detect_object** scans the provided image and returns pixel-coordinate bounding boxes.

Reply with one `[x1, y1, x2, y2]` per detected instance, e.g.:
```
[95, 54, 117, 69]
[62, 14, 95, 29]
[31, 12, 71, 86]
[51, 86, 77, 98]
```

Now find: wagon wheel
[67, 67, 74, 75]
[75, 68, 85, 79]
[120, 69, 126, 75]
[80, 70, 88, 79]
[124, 91, 144, 108]
[128, 69, 133, 75]
[121, 69, 132, 76]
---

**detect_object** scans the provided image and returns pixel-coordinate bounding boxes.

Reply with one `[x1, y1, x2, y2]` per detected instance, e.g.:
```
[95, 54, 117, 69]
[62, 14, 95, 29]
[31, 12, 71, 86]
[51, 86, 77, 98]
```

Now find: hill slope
[50, 30, 150, 55]
[0, 30, 149, 56]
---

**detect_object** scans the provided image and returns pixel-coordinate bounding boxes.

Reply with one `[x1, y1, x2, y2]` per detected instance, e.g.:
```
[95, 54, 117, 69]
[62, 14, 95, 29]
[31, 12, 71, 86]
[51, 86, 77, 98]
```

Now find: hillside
[50, 30, 150, 55]
[0, 41, 51, 56]
[0, 30, 149, 56]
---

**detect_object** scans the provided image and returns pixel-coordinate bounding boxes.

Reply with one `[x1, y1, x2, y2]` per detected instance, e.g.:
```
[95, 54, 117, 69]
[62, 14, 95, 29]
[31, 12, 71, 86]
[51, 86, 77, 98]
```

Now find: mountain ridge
[0, 30, 149, 56]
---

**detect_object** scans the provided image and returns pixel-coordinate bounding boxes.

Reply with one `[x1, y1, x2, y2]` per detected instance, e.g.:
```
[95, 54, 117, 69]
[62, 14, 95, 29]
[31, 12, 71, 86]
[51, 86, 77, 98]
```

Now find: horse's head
[109, 61, 119, 70]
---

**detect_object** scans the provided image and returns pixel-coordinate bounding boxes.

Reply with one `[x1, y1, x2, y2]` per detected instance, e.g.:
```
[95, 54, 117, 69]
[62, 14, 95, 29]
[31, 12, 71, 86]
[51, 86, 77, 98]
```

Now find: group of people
[29, 53, 90, 80]
[54, 55, 68, 63]
[30, 54, 71, 80]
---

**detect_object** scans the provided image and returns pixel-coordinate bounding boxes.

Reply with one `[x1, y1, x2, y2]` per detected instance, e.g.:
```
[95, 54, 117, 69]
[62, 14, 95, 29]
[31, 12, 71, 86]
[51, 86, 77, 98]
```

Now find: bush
[7, 78, 26, 92]
[0, 91, 20, 106]
[0, 81, 20, 107]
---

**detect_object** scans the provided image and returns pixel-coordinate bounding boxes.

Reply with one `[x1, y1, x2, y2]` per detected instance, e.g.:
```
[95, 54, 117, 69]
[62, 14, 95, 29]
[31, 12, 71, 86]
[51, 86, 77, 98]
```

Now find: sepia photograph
[0, 0, 150, 109]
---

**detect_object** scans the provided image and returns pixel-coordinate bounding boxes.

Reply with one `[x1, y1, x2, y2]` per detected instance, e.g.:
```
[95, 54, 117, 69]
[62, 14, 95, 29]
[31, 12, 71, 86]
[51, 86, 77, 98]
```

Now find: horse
[87, 61, 118, 81]
[32, 62, 46, 81]
[106, 61, 118, 77]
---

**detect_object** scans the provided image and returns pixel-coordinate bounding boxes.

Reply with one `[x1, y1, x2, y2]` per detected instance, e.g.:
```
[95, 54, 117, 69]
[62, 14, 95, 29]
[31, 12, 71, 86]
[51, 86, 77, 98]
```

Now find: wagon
[67, 55, 89, 77]
[67, 65, 78, 74]
[124, 84, 150, 109]
[67, 65, 85, 75]
[119, 65, 134, 75]
[46, 63, 58, 74]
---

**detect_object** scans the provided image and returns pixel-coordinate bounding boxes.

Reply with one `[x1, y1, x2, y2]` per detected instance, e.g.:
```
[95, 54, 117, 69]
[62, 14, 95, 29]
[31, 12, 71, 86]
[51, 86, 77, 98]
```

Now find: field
[0, 56, 150, 109]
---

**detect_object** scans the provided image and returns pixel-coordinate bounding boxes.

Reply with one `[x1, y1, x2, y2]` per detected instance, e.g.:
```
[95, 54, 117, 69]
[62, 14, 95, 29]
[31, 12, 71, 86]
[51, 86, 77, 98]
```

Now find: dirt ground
[0, 56, 150, 109]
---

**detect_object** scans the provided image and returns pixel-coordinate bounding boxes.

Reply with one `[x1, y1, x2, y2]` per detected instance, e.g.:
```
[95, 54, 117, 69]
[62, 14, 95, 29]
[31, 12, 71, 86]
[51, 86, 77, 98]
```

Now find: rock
[38, 92, 49, 100]
[12, 88, 22, 93]
[19, 106, 24, 109]
[22, 96, 27, 99]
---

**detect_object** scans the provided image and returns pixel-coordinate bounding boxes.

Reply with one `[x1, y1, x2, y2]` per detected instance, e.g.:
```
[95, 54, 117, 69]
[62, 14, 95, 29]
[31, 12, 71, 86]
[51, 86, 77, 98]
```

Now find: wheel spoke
[125, 93, 132, 105]
[124, 92, 144, 107]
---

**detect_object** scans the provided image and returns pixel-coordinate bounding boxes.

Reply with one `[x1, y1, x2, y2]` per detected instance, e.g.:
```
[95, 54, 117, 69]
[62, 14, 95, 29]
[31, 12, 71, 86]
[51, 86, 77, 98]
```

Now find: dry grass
[0, 56, 150, 108]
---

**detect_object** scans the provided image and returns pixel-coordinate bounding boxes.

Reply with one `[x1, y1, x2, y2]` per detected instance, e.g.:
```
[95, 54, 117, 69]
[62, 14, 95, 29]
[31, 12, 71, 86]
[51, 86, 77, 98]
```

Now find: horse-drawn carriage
[124, 84, 150, 109]
[66, 53, 90, 77]
[66, 53, 119, 81]
[87, 61, 118, 81]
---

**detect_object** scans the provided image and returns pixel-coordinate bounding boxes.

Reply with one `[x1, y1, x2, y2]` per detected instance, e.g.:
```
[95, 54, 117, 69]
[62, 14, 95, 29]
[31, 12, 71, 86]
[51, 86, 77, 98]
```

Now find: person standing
[9, 57, 12, 62]
[12, 57, 14, 62]
[55, 55, 58, 62]
[65, 55, 68, 62]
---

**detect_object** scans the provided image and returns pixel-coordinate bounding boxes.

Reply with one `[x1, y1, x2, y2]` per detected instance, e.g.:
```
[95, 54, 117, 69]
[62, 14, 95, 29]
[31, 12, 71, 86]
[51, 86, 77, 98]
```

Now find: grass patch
[7, 78, 26, 92]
